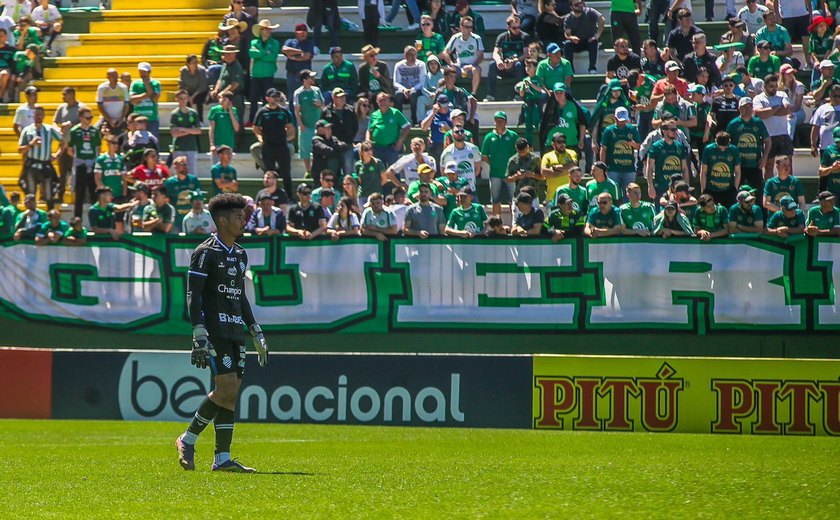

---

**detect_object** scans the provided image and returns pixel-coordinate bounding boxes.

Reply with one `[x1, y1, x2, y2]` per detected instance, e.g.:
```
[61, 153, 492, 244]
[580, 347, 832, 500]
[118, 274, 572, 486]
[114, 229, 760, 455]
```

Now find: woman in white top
[327, 196, 362, 240]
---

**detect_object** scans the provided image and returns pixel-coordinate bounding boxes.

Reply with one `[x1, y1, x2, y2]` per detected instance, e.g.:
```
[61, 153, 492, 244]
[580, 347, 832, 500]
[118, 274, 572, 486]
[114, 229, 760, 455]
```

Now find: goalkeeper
[175, 193, 269, 473]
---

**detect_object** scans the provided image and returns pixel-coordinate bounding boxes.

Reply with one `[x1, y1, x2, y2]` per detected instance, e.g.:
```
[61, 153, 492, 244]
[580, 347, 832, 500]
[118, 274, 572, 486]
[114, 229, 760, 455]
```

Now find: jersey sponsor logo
[218, 282, 242, 297]
[218, 312, 244, 324]
[663, 155, 682, 172]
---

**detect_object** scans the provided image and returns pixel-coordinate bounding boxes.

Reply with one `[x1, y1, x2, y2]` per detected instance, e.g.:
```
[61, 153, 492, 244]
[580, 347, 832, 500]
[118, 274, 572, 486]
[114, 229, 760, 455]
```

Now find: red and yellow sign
[534, 356, 840, 436]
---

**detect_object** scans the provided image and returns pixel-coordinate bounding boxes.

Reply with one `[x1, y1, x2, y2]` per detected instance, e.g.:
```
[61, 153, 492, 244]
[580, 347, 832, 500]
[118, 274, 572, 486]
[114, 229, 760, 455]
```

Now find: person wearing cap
[599, 107, 641, 197]
[653, 199, 694, 238]
[405, 163, 444, 204]
[30, 0, 62, 55]
[711, 75, 741, 133]
[286, 183, 328, 239]
[420, 92, 453, 162]
[246, 19, 280, 125]
[506, 137, 544, 199]
[322, 87, 359, 178]
[753, 73, 792, 180]
[367, 91, 411, 168]
[700, 131, 741, 207]
[737, 0, 769, 36]
[545, 192, 584, 241]
[726, 96, 770, 191]
[441, 108, 474, 147]
[585, 192, 623, 238]
[766, 195, 805, 238]
[682, 33, 722, 87]
[12, 83, 37, 136]
[294, 69, 325, 175]
[779, 63, 806, 140]
[728, 188, 764, 233]
[361, 192, 398, 240]
[87, 186, 138, 241]
[442, 15, 484, 96]
[659, 175, 698, 216]
[484, 14, 531, 102]
[764, 155, 805, 212]
[449, 0, 486, 37]
[247, 192, 287, 236]
[692, 193, 730, 240]
[163, 155, 202, 233]
[358, 44, 394, 102]
[536, 43, 573, 92]
[645, 118, 689, 206]
[618, 182, 656, 236]
[129, 61, 162, 138]
[714, 37, 745, 77]
[753, 11, 794, 63]
[393, 45, 427, 125]
[480, 111, 519, 216]
[416, 15, 447, 64]
[435, 160, 470, 218]
[212, 45, 247, 126]
[665, 9, 702, 63]
[321, 47, 358, 104]
[542, 82, 584, 156]
[17, 105, 63, 209]
[253, 88, 294, 195]
[562, 0, 604, 74]
[812, 60, 840, 105]
[805, 191, 840, 236]
[439, 119, 482, 193]
[652, 60, 689, 99]
[387, 136, 437, 188]
[282, 23, 315, 110]
[444, 187, 487, 238]
[181, 191, 216, 235]
[311, 119, 349, 186]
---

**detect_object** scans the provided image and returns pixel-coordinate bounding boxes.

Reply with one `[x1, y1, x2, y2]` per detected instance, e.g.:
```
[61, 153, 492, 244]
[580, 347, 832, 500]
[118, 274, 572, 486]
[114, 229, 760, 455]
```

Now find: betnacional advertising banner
[533, 355, 840, 436]
[0, 236, 837, 335]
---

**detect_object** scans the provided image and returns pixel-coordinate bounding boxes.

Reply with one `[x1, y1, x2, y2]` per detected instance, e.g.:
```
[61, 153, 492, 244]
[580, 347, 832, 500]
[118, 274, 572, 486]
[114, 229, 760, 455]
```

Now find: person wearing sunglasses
[584, 192, 623, 238]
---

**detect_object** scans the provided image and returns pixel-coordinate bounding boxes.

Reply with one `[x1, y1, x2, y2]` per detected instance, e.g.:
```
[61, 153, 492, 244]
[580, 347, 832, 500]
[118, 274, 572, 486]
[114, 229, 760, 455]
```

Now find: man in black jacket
[311, 119, 349, 186]
[321, 87, 359, 177]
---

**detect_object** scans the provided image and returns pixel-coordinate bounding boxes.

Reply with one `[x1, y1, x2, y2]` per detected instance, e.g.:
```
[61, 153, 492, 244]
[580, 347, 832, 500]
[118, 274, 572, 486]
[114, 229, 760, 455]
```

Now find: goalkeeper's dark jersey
[188, 235, 250, 342]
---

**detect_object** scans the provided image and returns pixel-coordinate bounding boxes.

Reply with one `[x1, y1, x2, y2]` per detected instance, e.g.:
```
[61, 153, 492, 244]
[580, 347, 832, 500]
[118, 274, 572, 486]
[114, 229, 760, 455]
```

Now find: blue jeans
[608, 170, 636, 202]
[339, 148, 355, 178]
[563, 38, 598, 72]
[386, 0, 421, 24]
[374, 144, 400, 168]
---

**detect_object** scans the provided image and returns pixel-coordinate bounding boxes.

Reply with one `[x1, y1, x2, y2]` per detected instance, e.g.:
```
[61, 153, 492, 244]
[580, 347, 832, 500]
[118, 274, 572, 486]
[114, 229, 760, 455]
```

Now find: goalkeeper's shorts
[209, 339, 246, 378]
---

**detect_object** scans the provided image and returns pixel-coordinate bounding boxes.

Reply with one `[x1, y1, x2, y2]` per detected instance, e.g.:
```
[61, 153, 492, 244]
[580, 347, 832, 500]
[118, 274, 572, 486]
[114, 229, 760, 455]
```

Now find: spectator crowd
[0, 0, 839, 245]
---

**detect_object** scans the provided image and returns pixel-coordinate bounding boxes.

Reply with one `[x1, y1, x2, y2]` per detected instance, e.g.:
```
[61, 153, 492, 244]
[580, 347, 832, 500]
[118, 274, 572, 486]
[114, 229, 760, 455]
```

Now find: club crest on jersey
[222, 355, 232, 369]
[227, 267, 237, 276]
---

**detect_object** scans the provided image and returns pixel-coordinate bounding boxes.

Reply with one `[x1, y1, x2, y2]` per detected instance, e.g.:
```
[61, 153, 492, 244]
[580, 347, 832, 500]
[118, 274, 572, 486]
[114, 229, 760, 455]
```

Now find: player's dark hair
[715, 131, 731, 147]
[487, 215, 504, 228]
[515, 137, 529, 150]
[152, 185, 168, 197]
[209, 193, 247, 223]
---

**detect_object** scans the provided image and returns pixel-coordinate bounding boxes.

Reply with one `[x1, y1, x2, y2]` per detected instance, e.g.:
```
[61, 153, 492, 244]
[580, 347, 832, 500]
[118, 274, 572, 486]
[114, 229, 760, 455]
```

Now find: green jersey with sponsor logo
[806, 206, 840, 230]
[702, 144, 740, 192]
[142, 202, 176, 233]
[648, 139, 686, 192]
[768, 209, 805, 229]
[633, 75, 657, 113]
[545, 103, 580, 147]
[553, 184, 588, 213]
[170, 107, 201, 152]
[368, 107, 410, 147]
[693, 204, 729, 232]
[436, 175, 470, 218]
[618, 201, 656, 232]
[726, 116, 769, 168]
[94, 153, 126, 195]
[447, 202, 487, 233]
[68, 124, 102, 161]
[763, 175, 804, 206]
[585, 179, 621, 210]
[535, 57, 573, 92]
[600, 124, 641, 173]
[819, 144, 840, 198]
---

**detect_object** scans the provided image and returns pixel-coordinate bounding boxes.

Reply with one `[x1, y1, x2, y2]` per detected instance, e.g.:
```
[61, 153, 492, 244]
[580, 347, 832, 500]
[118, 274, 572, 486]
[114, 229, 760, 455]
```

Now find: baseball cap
[25, 43, 39, 52]
[780, 63, 796, 75]
[614, 107, 630, 122]
[738, 97, 753, 108]
[299, 69, 317, 80]
[690, 84, 707, 95]
[493, 111, 507, 120]
[265, 87, 281, 98]
[673, 181, 691, 193]
[818, 190, 836, 201]
[444, 161, 459, 173]
[664, 200, 678, 209]
[24, 85, 38, 94]
[665, 60, 681, 72]
[189, 191, 206, 202]
[779, 196, 797, 210]
[737, 190, 756, 203]
[821, 59, 836, 69]
[449, 108, 465, 119]
[257, 193, 273, 202]
[457, 187, 473, 196]
[556, 193, 573, 205]
[315, 119, 332, 128]
[137, 62, 152, 72]
[417, 164, 434, 175]
[297, 183, 313, 193]
[294, 23, 308, 31]
[329, 46, 343, 55]
[129, 182, 151, 196]
[331, 87, 346, 97]
[436, 93, 450, 104]
[546, 42, 562, 54]
[552, 82, 567, 93]
[739, 184, 757, 194]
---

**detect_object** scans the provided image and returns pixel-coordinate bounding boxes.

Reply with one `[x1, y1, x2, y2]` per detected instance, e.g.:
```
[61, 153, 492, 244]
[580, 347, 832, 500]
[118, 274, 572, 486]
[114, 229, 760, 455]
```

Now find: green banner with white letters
[0, 236, 837, 334]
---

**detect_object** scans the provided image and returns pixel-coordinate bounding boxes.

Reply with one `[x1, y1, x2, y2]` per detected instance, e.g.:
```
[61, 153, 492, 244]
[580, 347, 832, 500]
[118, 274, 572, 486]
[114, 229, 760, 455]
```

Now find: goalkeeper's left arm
[241, 293, 268, 367]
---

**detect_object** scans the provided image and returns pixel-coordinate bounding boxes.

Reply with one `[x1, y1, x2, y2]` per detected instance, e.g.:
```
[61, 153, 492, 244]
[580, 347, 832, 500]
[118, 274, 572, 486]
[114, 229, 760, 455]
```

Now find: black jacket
[311, 134, 349, 180]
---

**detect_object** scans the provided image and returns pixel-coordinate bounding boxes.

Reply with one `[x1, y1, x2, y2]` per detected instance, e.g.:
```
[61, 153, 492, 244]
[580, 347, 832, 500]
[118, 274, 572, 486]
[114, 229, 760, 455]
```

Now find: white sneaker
[483, 95, 495, 102]
[406, 23, 420, 30]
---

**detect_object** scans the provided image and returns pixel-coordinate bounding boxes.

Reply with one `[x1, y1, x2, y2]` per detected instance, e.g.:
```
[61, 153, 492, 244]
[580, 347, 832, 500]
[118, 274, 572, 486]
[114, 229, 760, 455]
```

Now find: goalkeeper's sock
[184, 397, 221, 444]
[214, 407, 235, 461]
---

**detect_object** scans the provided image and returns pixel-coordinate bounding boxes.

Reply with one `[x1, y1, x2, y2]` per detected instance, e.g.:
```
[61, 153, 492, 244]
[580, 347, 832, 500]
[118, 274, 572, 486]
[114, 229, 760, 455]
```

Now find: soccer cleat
[175, 435, 195, 471]
[212, 458, 256, 473]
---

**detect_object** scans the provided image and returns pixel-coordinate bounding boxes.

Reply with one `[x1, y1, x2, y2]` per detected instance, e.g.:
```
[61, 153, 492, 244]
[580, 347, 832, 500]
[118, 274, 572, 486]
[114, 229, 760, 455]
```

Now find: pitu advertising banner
[533, 355, 840, 436]
[0, 236, 838, 334]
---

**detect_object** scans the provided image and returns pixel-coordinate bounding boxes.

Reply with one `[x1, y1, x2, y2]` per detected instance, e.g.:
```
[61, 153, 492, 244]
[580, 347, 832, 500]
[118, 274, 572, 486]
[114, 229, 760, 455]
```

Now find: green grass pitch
[2, 420, 839, 518]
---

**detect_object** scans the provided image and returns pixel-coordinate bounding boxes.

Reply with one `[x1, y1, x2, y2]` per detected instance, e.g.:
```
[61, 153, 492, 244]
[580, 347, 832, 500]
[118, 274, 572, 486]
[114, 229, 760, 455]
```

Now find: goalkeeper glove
[249, 324, 269, 367]
[191, 324, 217, 369]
